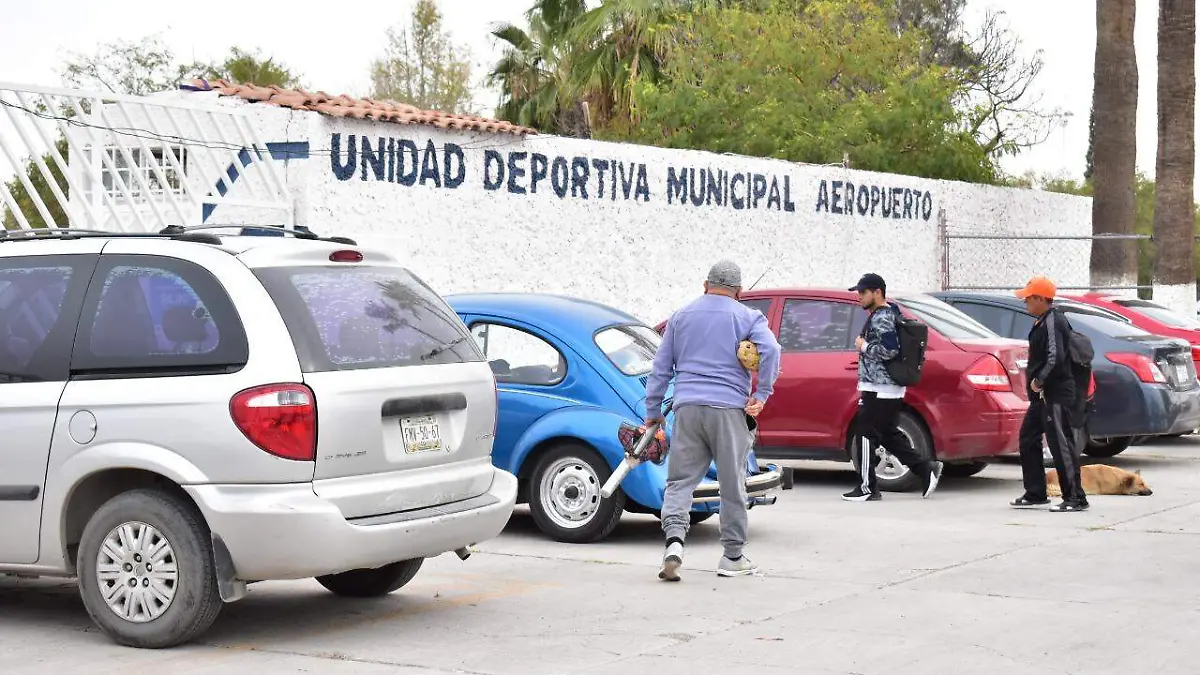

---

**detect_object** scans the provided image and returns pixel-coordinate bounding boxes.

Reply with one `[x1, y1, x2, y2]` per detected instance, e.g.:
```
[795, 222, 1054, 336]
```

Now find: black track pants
[857, 391, 930, 494]
[1018, 394, 1086, 502]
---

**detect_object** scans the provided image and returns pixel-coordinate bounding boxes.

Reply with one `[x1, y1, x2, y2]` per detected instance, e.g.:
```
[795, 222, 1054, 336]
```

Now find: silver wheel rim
[96, 521, 179, 623]
[874, 428, 916, 481]
[539, 457, 601, 530]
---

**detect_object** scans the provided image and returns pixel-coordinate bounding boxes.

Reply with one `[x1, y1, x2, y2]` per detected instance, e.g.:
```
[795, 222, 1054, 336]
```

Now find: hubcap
[96, 521, 178, 623]
[539, 457, 601, 530]
[874, 428, 916, 481]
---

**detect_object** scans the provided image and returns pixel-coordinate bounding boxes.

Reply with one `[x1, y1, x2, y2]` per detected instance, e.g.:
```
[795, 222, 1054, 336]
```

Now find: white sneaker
[717, 554, 758, 577]
[658, 542, 684, 581]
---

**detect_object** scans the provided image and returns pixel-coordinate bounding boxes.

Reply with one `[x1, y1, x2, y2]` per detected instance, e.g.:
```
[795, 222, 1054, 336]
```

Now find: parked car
[446, 292, 782, 543]
[0, 226, 517, 649]
[659, 290, 1031, 492]
[933, 291, 1200, 456]
[1068, 292, 1200, 370]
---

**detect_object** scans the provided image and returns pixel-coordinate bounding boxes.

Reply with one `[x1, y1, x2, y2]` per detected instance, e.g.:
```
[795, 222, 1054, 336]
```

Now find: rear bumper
[1090, 384, 1200, 438]
[692, 467, 784, 505]
[935, 393, 1027, 460]
[185, 468, 518, 581]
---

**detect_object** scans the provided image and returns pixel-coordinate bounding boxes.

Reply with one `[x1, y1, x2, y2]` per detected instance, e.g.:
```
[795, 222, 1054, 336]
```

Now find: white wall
[182, 101, 1096, 326]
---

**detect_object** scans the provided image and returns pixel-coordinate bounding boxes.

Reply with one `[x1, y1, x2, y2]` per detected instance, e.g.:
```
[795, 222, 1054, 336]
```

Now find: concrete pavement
[3, 438, 1199, 674]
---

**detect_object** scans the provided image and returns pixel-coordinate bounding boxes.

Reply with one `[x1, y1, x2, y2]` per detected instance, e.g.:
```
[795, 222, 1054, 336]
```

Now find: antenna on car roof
[747, 251, 785, 291]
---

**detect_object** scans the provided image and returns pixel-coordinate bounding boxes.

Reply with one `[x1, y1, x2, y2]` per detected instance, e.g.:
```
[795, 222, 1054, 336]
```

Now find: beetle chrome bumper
[691, 467, 784, 505]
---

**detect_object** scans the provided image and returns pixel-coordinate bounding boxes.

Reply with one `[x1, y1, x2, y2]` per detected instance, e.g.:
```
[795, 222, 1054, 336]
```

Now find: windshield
[1067, 311, 1153, 337]
[1114, 298, 1200, 329]
[595, 324, 660, 376]
[896, 295, 998, 339]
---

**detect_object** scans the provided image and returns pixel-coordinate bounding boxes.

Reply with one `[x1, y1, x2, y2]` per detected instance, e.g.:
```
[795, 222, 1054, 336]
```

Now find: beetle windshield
[595, 324, 660, 376]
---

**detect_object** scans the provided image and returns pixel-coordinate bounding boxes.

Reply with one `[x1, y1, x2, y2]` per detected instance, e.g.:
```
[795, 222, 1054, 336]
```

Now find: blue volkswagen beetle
[446, 293, 783, 543]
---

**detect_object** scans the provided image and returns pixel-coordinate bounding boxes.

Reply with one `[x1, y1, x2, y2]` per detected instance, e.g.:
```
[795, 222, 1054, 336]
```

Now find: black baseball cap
[849, 273, 886, 293]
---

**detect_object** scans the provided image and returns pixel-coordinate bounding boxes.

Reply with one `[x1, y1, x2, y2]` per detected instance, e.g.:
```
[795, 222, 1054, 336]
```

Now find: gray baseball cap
[706, 260, 743, 289]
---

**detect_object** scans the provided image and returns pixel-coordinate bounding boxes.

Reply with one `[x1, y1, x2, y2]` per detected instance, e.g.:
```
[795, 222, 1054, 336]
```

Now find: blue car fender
[508, 405, 670, 510]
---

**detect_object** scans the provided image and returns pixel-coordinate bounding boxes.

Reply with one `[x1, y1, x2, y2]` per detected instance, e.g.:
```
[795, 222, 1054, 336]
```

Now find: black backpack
[861, 305, 928, 386]
[887, 308, 929, 386]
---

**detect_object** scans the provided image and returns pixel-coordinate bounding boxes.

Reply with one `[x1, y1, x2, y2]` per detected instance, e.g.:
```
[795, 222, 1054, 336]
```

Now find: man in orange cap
[1011, 276, 1089, 512]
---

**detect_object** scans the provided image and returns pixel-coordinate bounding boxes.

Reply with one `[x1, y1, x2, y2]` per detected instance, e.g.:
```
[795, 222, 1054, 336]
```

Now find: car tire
[529, 443, 624, 543]
[942, 461, 988, 478]
[1085, 436, 1133, 458]
[689, 512, 715, 525]
[76, 489, 222, 649]
[315, 558, 423, 597]
[848, 409, 931, 493]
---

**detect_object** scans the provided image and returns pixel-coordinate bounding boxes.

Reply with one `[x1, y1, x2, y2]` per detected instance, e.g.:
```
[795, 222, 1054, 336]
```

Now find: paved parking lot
[3, 439, 1199, 675]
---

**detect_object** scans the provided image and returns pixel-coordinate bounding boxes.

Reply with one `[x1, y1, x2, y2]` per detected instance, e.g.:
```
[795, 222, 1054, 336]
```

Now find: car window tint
[471, 322, 566, 386]
[779, 299, 856, 351]
[949, 302, 1014, 336]
[740, 298, 771, 318]
[1010, 311, 1035, 338]
[74, 256, 247, 373]
[0, 262, 79, 382]
[1067, 312, 1152, 337]
[896, 295, 997, 339]
[254, 265, 481, 372]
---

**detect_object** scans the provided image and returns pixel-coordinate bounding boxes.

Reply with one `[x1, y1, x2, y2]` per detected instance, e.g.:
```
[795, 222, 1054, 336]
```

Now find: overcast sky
[0, 0, 1194, 188]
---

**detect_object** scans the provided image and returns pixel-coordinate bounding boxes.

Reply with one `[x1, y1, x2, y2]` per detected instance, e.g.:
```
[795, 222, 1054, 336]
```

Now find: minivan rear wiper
[421, 336, 467, 361]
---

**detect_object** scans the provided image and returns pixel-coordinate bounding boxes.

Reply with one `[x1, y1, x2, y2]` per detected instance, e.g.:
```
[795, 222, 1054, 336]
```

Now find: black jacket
[1027, 306, 1075, 403]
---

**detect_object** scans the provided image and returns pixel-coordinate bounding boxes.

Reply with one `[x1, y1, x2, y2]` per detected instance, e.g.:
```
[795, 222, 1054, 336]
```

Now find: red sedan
[1067, 293, 1200, 369]
[659, 289, 1030, 492]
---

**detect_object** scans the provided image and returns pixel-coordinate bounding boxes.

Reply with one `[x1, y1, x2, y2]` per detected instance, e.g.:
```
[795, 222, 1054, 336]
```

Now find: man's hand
[1030, 379, 1043, 393]
[745, 398, 765, 418]
[855, 336, 866, 351]
[645, 417, 664, 428]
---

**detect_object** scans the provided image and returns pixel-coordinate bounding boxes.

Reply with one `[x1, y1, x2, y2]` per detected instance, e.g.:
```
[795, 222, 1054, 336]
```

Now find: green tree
[193, 47, 304, 88]
[60, 34, 191, 96]
[488, 0, 589, 134]
[2, 138, 69, 231]
[371, 0, 476, 114]
[607, 0, 995, 182]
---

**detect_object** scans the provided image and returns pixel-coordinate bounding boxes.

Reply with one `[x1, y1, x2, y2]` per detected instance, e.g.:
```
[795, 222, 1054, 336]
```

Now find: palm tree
[1089, 0, 1139, 289]
[566, 0, 690, 130]
[1151, 0, 1196, 312]
[488, 0, 588, 134]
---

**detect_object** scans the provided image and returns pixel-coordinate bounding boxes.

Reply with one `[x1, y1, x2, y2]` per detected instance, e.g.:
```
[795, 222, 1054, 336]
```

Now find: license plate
[1176, 364, 1190, 384]
[400, 415, 444, 454]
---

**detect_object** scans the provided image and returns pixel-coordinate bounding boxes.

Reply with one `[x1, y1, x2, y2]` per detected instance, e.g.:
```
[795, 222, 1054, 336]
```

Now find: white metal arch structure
[0, 81, 294, 233]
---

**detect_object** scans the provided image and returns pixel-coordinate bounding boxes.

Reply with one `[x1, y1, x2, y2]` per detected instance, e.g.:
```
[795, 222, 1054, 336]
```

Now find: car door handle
[846, 361, 859, 369]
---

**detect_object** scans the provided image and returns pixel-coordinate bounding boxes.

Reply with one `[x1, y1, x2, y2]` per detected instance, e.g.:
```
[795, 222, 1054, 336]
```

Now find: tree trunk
[1090, 0, 1140, 291]
[1152, 0, 1197, 315]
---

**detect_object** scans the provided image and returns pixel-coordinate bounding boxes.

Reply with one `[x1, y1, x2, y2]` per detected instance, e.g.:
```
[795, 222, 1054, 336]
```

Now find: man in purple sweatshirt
[645, 260, 782, 581]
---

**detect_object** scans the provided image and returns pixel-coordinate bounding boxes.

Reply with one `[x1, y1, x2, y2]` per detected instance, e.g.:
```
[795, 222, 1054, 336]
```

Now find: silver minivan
[0, 226, 517, 648]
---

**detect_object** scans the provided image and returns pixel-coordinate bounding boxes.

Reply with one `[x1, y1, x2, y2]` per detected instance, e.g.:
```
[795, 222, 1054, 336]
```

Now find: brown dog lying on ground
[1047, 464, 1153, 496]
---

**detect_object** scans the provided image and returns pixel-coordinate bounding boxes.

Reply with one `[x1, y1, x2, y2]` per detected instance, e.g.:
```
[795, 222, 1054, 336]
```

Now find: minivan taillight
[1088, 373, 1097, 398]
[230, 384, 317, 461]
[1106, 352, 1167, 384]
[965, 355, 1012, 392]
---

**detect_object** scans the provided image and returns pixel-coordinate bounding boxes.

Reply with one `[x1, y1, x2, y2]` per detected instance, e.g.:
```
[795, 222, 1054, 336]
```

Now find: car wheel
[942, 461, 988, 478]
[1085, 436, 1134, 458]
[849, 410, 931, 493]
[316, 558, 423, 597]
[76, 489, 222, 649]
[529, 443, 624, 543]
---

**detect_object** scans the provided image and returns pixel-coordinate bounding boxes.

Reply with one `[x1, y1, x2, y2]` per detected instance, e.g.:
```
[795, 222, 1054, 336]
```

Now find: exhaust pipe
[454, 546, 473, 561]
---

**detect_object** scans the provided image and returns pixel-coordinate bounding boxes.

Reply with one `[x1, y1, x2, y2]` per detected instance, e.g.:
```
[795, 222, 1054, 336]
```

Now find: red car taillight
[1191, 345, 1200, 363]
[230, 383, 317, 461]
[965, 355, 1012, 392]
[1088, 372, 1097, 398]
[1106, 353, 1168, 384]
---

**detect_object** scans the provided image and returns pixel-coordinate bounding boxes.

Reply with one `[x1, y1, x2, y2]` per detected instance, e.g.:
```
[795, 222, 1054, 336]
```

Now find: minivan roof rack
[0, 227, 223, 245]
[160, 224, 358, 246]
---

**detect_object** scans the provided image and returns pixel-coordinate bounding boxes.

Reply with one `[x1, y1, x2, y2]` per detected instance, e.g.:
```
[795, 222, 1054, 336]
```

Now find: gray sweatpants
[660, 404, 753, 559]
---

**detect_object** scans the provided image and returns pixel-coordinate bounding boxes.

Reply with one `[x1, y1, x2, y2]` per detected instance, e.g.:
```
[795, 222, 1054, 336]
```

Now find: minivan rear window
[255, 265, 484, 372]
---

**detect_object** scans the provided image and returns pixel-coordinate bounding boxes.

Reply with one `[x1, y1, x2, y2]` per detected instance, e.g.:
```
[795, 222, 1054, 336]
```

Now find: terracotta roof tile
[184, 78, 537, 136]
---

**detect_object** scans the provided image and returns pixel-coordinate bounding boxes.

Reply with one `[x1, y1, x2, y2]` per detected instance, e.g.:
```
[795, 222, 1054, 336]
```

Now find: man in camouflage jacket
[844, 273, 943, 502]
